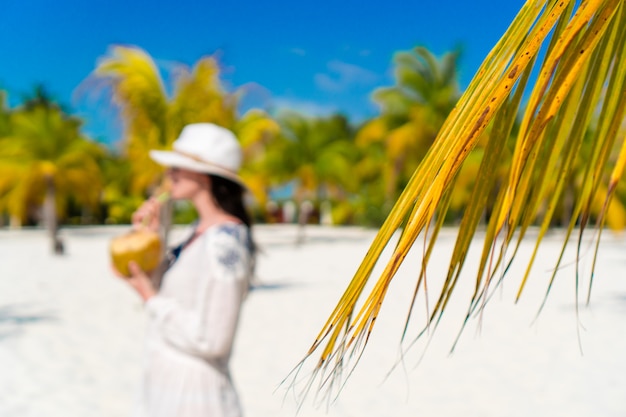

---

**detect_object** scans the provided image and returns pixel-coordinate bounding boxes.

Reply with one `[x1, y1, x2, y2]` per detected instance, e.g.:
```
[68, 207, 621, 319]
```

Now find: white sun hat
[149, 123, 245, 187]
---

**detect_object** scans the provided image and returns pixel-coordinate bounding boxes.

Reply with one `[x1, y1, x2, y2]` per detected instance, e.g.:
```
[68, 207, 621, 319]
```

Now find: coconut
[110, 229, 162, 277]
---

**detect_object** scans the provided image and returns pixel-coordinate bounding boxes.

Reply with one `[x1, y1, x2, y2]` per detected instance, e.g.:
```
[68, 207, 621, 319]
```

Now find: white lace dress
[134, 223, 253, 417]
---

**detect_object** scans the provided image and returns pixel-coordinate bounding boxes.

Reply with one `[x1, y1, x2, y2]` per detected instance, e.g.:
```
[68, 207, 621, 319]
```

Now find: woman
[119, 123, 255, 417]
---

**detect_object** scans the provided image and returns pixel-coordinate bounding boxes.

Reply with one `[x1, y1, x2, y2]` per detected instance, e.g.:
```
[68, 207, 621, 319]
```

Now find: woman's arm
[144, 229, 251, 359]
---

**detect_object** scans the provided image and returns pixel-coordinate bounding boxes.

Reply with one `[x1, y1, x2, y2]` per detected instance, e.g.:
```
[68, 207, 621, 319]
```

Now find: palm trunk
[9, 215, 21, 229]
[295, 196, 305, 245]
[44, 175, 64, 255]
[296, 202, 307, 245]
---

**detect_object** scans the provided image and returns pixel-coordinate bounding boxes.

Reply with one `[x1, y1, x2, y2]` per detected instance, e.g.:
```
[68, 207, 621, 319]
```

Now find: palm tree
[270, 112, 358, 229]
[0, 87, 104, 253]
[89, 45, 234, 196]
[274, 111, 357, 202]
[235, 109, 281, 213]
[293, 0, 626, 398]
[88, 45, 280, 223]
[100, 152, 144, 224]
[356, 47, 461, 204]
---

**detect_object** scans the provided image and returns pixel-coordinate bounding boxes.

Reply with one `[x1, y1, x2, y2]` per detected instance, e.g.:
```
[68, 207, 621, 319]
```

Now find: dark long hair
[208, 174, 256, 254]
[161, 175, 256, 282]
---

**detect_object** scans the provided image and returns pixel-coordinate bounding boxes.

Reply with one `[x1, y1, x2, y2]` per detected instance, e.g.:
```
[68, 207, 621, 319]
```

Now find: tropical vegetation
[0, 87, 104, 252]
[0, 44, 473, 234]
[0, 10, 623, 363]
[0, 6, 624, 416]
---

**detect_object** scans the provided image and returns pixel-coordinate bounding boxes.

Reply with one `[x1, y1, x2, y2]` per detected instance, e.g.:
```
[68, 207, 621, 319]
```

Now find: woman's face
[166, 167, 210, 200]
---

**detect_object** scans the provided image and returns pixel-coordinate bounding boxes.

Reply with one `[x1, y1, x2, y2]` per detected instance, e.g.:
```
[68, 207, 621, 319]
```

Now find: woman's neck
[191, 191, 239, 233]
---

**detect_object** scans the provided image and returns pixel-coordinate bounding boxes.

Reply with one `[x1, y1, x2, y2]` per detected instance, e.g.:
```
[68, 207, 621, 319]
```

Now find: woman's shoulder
[201, 222, 253, 278]
[203, 221, 252, 251]
[208, 221, 248, 238]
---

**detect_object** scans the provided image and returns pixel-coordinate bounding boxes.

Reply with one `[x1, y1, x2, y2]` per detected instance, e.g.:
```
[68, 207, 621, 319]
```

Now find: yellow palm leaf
[290, 0, 626, 401]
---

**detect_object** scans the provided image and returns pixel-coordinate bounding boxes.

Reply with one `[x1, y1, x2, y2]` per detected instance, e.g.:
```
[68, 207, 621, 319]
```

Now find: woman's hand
[126, 261, 157, 302]
[111, 261, 157, 302]
[131, 198, 161, 233]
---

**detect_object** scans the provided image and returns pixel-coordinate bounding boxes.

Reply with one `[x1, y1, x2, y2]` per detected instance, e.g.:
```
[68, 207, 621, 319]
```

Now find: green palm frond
[0, 97, 104, 222]
[235, 110, 282, 208]
[92, 45, 171, 194]
[274, 112, 356, 201]
[291, 0, 626, 402]
[95, 46, 169, 135]
[170, 56, 238, 129]
[91, 45, 241, 196]
[363, 47, 462, 209]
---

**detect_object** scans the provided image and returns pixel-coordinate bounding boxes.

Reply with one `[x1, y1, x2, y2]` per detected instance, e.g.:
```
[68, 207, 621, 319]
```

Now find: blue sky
[0, 0, 525, 146]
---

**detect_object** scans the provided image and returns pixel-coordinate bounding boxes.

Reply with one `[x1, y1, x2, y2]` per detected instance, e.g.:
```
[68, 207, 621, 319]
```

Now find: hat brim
[149, 150, 247, 189]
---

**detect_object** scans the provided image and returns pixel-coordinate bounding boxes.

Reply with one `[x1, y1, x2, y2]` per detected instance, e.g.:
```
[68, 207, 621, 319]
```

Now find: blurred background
[1, 0, 542, 233]
[2, 2, 626, 416]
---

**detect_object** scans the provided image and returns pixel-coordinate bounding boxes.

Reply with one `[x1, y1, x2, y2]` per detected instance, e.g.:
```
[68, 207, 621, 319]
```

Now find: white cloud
[314, 60, 378, 93]
[270, 96, 338, 117]
[289, 48, 307, 56]
[238, 82, 273, 111]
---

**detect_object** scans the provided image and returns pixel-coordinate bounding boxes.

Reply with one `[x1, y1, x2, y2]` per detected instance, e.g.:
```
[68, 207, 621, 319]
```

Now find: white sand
[0, 224, 625, 417]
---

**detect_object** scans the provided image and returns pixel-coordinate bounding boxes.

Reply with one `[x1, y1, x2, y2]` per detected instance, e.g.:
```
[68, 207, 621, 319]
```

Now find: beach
[0, 224, 625, 417]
